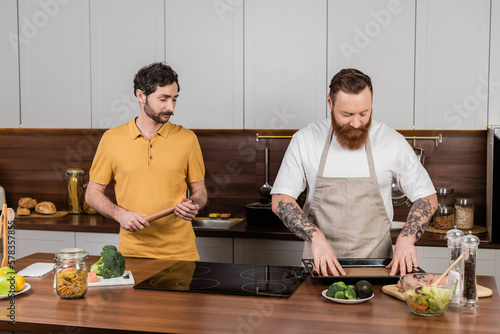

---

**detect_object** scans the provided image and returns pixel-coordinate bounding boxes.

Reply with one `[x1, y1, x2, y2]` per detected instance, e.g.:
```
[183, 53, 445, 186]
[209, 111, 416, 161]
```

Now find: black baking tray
[302, 258, 425, 285]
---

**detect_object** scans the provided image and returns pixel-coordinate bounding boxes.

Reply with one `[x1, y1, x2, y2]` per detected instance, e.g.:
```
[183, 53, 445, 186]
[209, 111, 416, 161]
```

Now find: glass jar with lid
[446, 227, 464, 305]
[461, 232, 480, 316]
[55, 248, 88, 299]
[432, 206, 455, 230]
[455, 198, 474, 229]
[436, 187, 454, 208]
[65, 168, 84, 214]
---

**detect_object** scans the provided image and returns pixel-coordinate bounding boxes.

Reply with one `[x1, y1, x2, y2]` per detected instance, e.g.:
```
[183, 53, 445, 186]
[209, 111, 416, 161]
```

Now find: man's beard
[331, 115, 372, 150]
[144, 98, 173, 124]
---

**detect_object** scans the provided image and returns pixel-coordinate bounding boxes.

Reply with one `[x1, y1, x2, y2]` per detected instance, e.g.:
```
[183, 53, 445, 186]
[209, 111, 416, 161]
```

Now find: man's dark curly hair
[133, 62, 180, 96]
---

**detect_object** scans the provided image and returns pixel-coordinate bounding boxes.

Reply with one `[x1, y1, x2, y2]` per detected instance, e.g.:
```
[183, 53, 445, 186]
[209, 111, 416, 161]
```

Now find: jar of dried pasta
[454, 198, 475, 230]
[55, 248, 88, 299]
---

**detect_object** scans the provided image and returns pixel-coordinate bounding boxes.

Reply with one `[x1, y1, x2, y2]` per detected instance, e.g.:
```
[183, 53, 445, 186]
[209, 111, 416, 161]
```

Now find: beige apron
[302, 126, 393, 259]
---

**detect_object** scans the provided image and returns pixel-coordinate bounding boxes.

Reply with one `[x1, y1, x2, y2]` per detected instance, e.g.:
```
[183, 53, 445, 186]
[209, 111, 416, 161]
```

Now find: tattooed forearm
[401, 196, 437, 240]
[276, 199, 317, 242]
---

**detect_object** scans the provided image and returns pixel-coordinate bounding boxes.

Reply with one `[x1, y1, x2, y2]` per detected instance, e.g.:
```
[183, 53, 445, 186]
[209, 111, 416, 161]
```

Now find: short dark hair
[133, 62, 180, 96]
[329, 69, 372, 106]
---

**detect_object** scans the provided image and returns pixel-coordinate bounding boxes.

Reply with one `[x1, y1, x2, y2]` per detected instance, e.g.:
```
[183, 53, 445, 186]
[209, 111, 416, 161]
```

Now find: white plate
[391, 221, 405, 230]
[322, 289, 374, 304]
[0, 283, 31, 300]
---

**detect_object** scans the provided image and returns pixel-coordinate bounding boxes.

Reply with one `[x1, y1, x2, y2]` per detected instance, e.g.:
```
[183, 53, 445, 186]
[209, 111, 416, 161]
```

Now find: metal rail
[256, 133, 443, 149]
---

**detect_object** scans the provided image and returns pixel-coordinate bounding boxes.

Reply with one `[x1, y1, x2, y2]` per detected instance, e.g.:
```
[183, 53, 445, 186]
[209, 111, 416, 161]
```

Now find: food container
[55, 248, 88, 299]
[446, 227, 464, 305]
[65, 168, 84, 214]
[461, 232, 480, 316]
[436, 187, 454, 208]
[400, 273, 457, 316]
[432, 206, 455, 230]
[454, 198, 474, 229]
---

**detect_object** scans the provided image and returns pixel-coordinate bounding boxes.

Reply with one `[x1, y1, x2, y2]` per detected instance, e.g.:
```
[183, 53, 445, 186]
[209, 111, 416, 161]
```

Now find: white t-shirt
[270, 119, 436, 221]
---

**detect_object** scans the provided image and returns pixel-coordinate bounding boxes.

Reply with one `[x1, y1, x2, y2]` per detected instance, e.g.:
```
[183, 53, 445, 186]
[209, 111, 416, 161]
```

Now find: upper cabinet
[414, 0, 490, 130]
[90, 0, 165, 129]
[164, 0, 244, 129]
[0, 0, 20, 128]
[328, 0, 416, 130]
[244, 0, 327, 129]
[489, 0, 500, 126]
[19, 0, 91, 128]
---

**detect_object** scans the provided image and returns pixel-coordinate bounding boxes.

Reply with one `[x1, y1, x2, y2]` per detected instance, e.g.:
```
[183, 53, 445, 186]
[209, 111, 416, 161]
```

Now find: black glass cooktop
[134, 261, 308, 298]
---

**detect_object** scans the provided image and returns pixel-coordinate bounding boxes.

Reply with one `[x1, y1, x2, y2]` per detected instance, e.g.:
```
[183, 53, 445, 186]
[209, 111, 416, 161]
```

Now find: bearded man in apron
[271, 69, 438, 277]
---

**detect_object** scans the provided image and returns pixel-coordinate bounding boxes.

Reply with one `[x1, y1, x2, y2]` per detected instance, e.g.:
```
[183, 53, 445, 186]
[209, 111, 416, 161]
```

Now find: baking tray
[302, 258, 425, 285]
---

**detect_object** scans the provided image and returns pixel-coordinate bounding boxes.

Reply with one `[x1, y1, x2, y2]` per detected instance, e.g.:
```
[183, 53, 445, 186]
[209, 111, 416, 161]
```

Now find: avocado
[354, 280, 373, 299]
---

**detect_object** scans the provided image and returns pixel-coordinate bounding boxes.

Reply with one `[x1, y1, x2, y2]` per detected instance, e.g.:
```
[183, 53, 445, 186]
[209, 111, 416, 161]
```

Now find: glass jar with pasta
[55, 248, 88, 299]
[65, 168, 84, 214]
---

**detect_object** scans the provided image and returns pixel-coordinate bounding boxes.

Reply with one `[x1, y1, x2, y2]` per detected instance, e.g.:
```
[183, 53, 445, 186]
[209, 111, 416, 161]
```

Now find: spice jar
[55, 248, 88, 299]
[461, 232, 480, 316]
[455, 198, 474, 229]
[432, 206, 455, 230]
[65, 168, 84, 214]
[446, 227, 464, 305]
[436, 187, 454, 208]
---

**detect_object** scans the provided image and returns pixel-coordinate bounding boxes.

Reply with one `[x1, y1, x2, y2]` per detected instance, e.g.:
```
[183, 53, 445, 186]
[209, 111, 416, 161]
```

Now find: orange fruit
[14, 274, 25, 292]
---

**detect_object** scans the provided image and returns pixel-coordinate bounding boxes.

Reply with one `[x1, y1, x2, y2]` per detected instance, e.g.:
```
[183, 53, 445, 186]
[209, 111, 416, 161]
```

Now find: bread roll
[35, 201, 57, 215]
[17, 207, 30, 216]
[18, 197, 37, 209]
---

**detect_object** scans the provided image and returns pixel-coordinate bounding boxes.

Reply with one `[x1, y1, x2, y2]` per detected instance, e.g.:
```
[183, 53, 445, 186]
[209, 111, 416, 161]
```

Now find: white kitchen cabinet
[328, 0, 415, 130]
[0, 0, 20, 128]
[196, 236, 233, 263]
[244, 0, 327, 129]
[414, 0, 490, 130]
[164, 0, 244, 129]
[90, 0, 165, 129]
[75, 232, 119, 256]
[233, 238, 304, 266]
[489, 0, 500, 126]
[19, 0, 91, 128]
[15, 230, 75, 260]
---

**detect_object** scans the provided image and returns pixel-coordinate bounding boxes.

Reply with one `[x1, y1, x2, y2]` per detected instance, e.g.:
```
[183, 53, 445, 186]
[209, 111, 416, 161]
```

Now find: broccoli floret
[334, 291, 346, 299]
[345, 286, 357, 300]
[326, 281, 347, 298]
[90, 245, 125, 279]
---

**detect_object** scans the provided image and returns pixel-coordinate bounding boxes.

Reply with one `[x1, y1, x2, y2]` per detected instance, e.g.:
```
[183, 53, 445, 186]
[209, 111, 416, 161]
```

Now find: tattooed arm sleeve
[272, 194, 317, 242]
[401, 194, 438, 241]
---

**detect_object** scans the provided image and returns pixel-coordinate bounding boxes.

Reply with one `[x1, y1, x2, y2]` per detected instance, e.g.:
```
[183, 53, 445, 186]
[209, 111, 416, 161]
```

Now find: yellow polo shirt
[89, 119, 205, 260]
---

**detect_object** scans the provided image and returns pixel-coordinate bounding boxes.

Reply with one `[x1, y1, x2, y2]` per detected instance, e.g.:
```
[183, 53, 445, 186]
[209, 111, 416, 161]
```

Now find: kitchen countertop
[14, 214, 498, 249]
[2, 253, 499, 334]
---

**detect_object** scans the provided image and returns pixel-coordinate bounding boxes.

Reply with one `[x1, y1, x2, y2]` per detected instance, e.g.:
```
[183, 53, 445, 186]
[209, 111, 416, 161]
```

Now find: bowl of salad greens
[400, 273, 457, 316]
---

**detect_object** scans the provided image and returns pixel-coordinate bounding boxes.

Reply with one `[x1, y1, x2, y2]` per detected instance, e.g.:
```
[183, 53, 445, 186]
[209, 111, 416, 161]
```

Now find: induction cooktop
[133, 261, 308, 298]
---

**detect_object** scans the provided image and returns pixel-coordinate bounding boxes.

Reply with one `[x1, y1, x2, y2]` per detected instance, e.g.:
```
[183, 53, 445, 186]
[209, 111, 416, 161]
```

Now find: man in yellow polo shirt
[86, 62, 207, 260]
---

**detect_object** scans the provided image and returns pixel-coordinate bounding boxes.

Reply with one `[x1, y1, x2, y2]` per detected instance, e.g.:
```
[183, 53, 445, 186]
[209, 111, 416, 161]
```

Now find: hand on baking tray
[386, 237, 418, 276]
[311, 234, 346, 277]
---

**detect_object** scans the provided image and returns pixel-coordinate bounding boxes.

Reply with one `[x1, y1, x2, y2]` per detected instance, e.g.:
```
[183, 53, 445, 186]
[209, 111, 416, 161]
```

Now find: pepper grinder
[446, 227, 464, 306]
[460, 231, 480, 316]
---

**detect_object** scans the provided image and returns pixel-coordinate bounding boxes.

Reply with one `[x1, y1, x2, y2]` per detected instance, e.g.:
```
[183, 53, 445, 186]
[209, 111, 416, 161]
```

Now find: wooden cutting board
[382, 284, 493, 302]
[16, 211, 69, 219]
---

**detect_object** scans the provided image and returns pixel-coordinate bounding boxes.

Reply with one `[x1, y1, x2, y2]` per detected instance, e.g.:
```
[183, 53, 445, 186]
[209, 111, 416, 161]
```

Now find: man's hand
[272, 194, 346, 277]
[387, 236, 418, 276]
[386, 194, 437, 276]
[310, 232, 346, 277]
[174, 196, 199, 221]
[116, 209, 150, 232]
